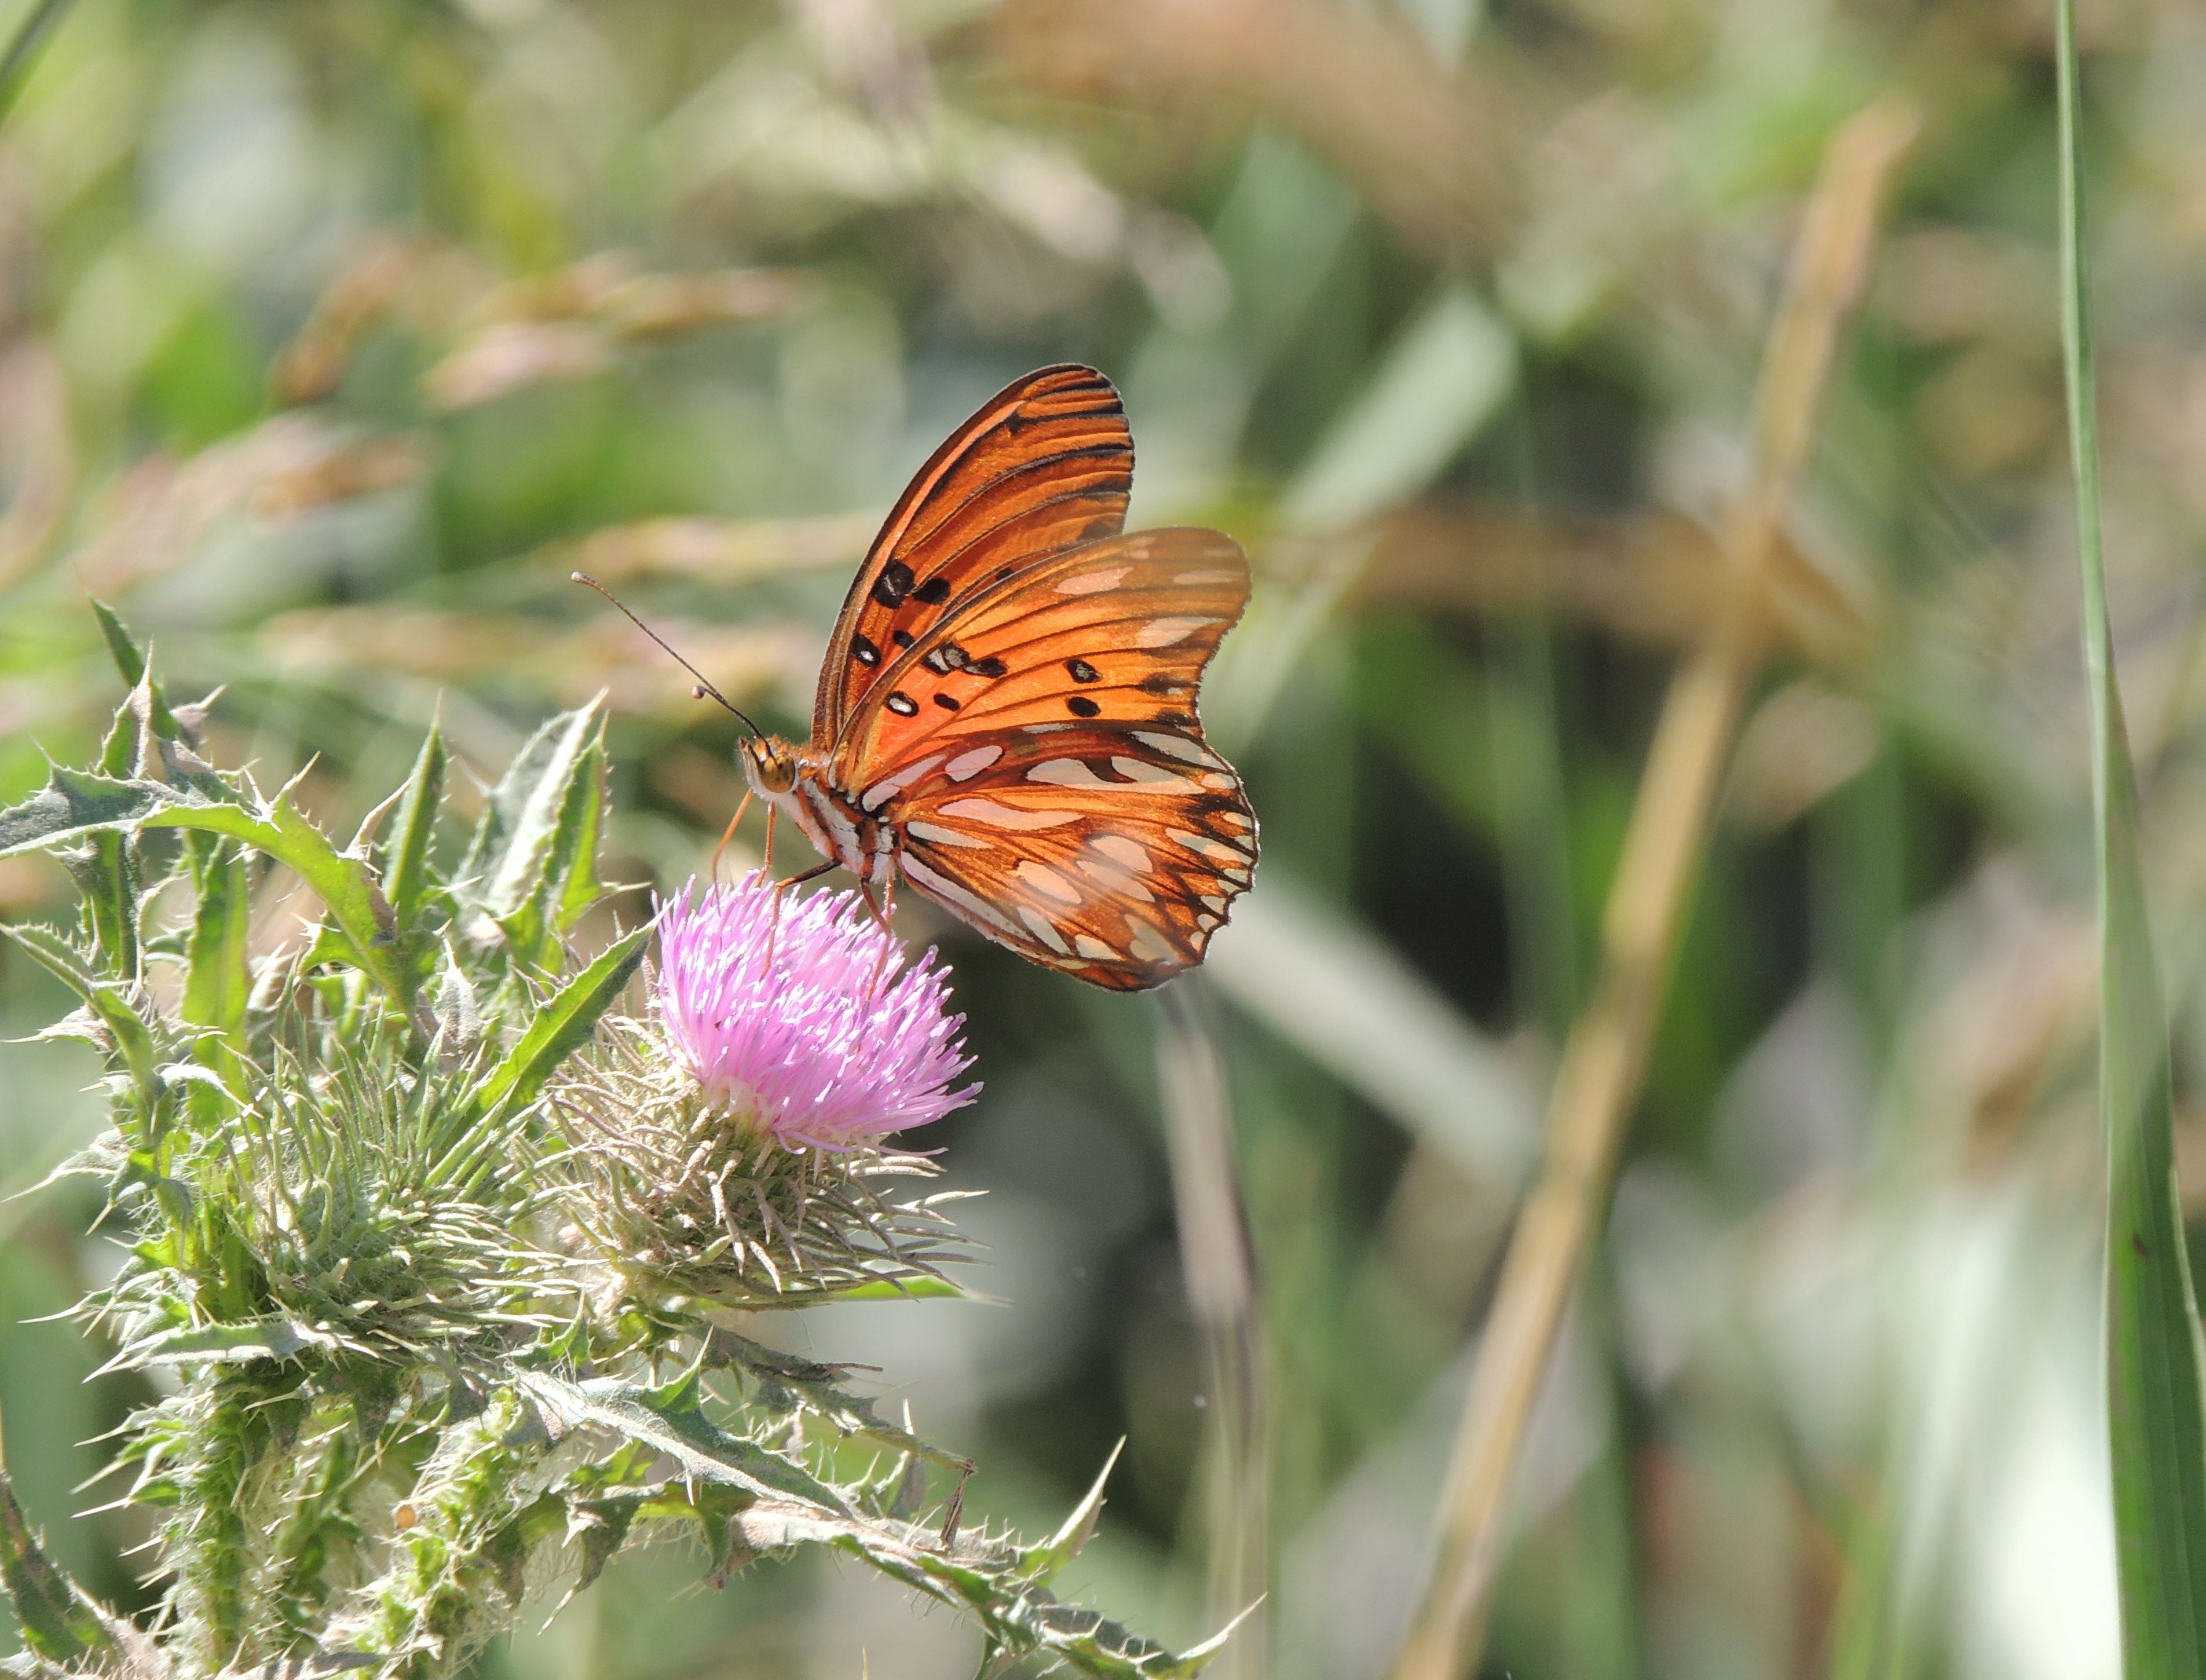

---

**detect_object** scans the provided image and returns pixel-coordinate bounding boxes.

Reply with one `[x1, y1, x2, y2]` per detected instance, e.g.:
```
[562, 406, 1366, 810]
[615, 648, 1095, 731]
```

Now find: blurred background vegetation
[0, 0, 2194, 1675]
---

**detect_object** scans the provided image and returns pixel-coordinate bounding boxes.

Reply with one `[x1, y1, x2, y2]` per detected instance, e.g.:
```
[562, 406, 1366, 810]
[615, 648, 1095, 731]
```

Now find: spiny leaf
[0, 1459, 116, 1666]
[0, 768, 170, 859]
[1016, 1440, 1122, 1584]
[184, 846, 251, 1045]
[459, 703, 599, 911]
[482, 705, 607, 973]
[384, 724, 447, 933]
[711, 1497, 1227, 1679]
[469, 921, 651, 1123]
[512, 1370, 850, 1511]
[704, 1328, 966, 1470]
[90, 598, 150, 691]
[0, 770, 407, 1002]
[0, 922, 161, 1104]
[108, 1317, 338, 1372]
[141, 793, 402, 999]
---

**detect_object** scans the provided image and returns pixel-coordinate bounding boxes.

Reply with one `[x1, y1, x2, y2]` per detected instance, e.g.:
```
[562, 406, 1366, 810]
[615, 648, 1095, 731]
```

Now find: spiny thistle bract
[0, 607, 1231, 1680]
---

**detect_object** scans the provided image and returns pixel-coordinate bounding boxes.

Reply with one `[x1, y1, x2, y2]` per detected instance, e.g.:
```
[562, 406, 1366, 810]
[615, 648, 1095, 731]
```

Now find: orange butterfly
[596, 365, 1259, 990]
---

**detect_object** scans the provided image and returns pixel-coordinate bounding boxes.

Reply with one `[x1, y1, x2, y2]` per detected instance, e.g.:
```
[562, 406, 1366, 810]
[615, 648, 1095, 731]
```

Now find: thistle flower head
[655, 873, 975, 1151]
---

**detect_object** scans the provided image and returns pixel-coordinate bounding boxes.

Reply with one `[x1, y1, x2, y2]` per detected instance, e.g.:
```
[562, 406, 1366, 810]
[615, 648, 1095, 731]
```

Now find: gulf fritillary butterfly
[608, 364, 1260, 991]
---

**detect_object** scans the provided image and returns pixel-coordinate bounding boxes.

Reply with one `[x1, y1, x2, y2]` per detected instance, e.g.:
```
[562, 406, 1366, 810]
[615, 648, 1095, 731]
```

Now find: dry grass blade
[1386, 99, 1920, 1680]
[1157, 987, 1268, 1680]
[558, 511, 877, 586]
[994, 0, 1514, 264]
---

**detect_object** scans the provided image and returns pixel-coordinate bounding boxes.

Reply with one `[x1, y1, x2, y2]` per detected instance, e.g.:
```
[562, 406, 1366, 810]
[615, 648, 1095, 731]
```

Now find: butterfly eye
[740, 740, 798, 795]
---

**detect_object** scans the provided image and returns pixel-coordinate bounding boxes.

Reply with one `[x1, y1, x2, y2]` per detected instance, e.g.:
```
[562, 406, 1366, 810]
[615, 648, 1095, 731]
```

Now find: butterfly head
[737, 735, 801, 798]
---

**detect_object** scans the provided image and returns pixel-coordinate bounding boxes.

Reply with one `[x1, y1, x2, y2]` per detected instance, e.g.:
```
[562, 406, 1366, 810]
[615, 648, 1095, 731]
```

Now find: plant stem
[1385, 98, 1917, 1680]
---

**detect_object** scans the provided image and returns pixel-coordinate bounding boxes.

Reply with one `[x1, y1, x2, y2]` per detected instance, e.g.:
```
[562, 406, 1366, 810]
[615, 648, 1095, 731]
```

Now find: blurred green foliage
[0, 0, 2199, 1675]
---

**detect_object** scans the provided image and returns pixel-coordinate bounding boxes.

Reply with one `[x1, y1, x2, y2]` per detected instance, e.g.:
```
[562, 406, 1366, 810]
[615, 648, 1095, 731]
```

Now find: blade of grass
[1386, 98, 1919, 1680]
[1157, 987, 1270, 1680]
[0, 0, 71, 119]
[2054, 3, 2206, 1670]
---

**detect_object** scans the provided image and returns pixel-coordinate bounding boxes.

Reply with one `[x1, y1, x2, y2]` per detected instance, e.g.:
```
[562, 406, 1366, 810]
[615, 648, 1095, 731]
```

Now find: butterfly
[595, 364, 1259, 991]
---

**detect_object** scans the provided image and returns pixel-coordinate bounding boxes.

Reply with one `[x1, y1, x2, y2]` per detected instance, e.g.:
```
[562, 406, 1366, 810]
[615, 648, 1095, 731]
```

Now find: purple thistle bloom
[653, 873, 976, 1152]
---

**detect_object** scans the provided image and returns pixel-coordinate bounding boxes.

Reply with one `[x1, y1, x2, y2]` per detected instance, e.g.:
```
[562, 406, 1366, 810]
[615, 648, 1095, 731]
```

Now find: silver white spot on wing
[1168, 828, 1252, 864]
[1125, 920, 1177, 964]
[1019, 906, 1072, 954]
[1075, 858, 1153, 902]
[906, 821, 990, 849]
[1016, 860, 1082, 905]
[1074, 935, 1119, 962]
[1056, 565, 1131, 596]
[1175, 568, 1239, 585]
[1111, 757, 1192, 788]
[944, 744, 1003, 782]
[1132, 731, 1220, 767]
[899, 851, 1023, 940]
[1027, 759, 1113, 789]
[861, 753, 945, 812]
[1136, 616, 1217, 649]
[938, 798, 1081, 830]
[1090, 834, 1150, 870]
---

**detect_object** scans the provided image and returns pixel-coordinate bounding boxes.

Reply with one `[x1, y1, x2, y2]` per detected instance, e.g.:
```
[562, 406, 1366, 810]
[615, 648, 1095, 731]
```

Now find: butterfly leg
[855, 878, 899, 993]
[773, 859, 837, 896]
[762, 805, 777, 870]
[761, 858, 837, 972]
[711, 791, 753, 884]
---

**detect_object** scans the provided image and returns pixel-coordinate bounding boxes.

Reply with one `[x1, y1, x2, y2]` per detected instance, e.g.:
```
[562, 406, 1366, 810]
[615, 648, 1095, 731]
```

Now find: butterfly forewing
[825, 525, 1256, 990]
[832, 528, 1248, 773]
[815, 364, 1131, 745]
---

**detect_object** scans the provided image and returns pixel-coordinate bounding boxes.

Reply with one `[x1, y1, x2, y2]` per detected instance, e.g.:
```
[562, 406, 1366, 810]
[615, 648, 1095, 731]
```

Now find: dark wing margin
[815, 364, 1131, 745]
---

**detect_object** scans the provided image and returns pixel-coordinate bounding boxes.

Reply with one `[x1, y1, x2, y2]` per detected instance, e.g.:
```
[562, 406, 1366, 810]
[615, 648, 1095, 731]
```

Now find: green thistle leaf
[469, 920, 651, 1123]
[184, 844, 252, 1046]
[383, 724, 447, 935]
[513, 1368, 852, 1511]
[0, 1455, 117, 1667]
[0, 769, 407, 1004]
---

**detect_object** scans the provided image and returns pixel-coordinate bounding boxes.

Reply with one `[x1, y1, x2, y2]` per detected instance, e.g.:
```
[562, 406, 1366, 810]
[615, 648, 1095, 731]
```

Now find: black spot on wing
[886, 691, 918, 717]
[912, 574, 952, 606]
[1066, 658, 1100, 683]
[851, 634, 880, 667]
[1066, 696, 1101, 718]
[934, 693, 960, 711]
[968, 655, 1008, 679]
[873, 561, 916, 608]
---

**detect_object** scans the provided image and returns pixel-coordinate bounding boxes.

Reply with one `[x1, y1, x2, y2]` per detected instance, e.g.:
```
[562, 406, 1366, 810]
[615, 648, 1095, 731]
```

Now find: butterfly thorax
[739, 735, 897, 887]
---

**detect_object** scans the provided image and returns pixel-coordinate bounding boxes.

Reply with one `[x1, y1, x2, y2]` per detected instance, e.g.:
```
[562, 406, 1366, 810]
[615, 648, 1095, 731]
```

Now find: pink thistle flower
[653, 873, 976, 1152]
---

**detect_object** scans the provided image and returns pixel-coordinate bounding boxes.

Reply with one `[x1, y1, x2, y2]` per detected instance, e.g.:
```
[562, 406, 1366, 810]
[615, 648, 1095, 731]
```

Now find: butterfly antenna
[570, 571, 765, 737]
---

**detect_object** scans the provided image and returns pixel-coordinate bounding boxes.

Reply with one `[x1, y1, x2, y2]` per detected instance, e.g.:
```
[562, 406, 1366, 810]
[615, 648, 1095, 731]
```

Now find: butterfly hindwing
[892, 726, 1257, 991]
[815, 364, 1131, 745]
